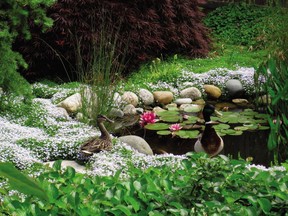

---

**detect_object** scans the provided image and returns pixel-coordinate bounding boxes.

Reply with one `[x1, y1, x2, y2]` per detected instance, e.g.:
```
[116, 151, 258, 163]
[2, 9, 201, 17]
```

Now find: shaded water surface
[115, 123, 272, 166]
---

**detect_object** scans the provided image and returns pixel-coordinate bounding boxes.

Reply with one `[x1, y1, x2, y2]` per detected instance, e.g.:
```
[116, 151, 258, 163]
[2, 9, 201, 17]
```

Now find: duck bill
[105, 116, 114, 123]
[214, 110, 223, 117]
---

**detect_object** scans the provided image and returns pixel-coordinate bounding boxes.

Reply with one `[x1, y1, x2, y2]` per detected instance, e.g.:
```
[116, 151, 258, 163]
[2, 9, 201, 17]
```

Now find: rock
[153, 106, 166, 113]
[180, 87, 202, 100]
[122, 91, 138, 107]
[226, 79, 244, 97]
[164, 103, 177, 110]
[203, 85, 222, 99]
[139, 89, 154, 105]
[113, 92, 123, 107]
[44, 160, 86, 173]
[118, 135, 153, 155]
[110, 108, 124, 118]
[193, 99, 206, 105]
[175, 98, 192, 105]
[53, 107, 70, 120]
[179, 104, 202, 113]
[123, 104, 137, 115]
[57, 93, 82, 113]
[232, 98, 249, 106]
[153, 91, 173, 104]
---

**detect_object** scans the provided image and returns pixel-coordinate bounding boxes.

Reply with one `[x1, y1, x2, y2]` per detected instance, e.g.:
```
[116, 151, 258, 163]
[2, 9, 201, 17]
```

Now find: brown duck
[78, 114, 114, 162]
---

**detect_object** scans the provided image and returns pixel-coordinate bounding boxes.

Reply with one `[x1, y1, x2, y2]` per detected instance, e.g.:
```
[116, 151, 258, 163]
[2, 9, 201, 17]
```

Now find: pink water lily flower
[169, 123, 182, 132]
[139, 111, 157, 127]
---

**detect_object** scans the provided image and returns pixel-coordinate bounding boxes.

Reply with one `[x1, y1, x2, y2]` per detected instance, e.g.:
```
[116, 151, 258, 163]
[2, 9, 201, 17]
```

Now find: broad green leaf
[0, 162, 48, 201]
[133, 181, 142, 191]
[114, 204, 132, 215]
[145, 123, 169, 130]
[52, 160, 62, 171]
[125, 196, 140, 212]
[157, 130, 171, 135]
[257, 198, 271, 214]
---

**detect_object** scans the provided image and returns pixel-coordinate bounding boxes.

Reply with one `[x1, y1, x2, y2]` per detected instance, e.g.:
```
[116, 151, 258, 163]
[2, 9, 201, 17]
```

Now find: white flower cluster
[178, 67, 256, 97]
[87, 140, 186, 178]
[0, 98, 98, 169]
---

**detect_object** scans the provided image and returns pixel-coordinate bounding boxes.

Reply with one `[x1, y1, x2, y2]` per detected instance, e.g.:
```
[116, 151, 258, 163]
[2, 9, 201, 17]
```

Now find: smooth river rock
[119, 135, 153, 155]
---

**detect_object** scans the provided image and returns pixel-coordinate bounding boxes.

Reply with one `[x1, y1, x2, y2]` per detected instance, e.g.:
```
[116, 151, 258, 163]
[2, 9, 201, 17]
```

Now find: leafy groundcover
[0, 153, 287, 215]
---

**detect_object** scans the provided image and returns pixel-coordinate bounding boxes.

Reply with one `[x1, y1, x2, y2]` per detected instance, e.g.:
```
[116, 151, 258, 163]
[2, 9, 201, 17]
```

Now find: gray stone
[175, 98, 192, 105]
[44, 160, 86, 173]
[122, 91, 139, 107]
[139, 89, 154, 105]
[57, 93, 82, 113]
[118, 135, 153, 155]
[123, 104, 137, 115]
[180, 87, 202, 100]
[226, 79, 244, 97]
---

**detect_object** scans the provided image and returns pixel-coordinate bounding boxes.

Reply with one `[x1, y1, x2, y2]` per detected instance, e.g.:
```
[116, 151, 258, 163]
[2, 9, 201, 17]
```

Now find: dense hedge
[15, 0, 210, 80]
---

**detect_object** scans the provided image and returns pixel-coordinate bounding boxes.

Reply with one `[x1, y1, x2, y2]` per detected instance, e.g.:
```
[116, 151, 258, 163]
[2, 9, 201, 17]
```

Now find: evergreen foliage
[16, 0, 210, 80]
[0, 0, 53, 96]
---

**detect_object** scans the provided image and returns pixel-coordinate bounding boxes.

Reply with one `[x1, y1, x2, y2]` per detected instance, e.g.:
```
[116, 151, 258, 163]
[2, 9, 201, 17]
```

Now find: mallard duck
[194, 104, 224, 157]
[77, 114, 114, 162]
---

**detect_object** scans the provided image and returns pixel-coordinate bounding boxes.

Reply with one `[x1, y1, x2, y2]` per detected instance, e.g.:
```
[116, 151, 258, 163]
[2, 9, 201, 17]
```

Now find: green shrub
[204, 3, 273, 48]
[0, 154, 287, 215]
[0, 0, 53, 98]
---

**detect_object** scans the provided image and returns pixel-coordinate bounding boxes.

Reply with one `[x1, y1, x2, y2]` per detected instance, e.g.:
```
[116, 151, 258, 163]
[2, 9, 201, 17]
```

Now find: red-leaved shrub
[15, 0, 210, 80]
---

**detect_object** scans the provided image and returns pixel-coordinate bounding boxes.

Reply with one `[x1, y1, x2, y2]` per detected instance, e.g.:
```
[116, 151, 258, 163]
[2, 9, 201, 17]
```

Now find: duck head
[202, 104, 222, 123]
[97, 114, 114, 124]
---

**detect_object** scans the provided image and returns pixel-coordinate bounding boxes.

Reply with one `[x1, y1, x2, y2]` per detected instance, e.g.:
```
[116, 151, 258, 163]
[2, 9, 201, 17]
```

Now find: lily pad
[213, 124, 230, 130]
[258, 126, 270, 130]
[156, 110, 179, 117]
[183, 104, 202, 113]
[157, 130, 172, 135]
[160, 115, 182, 123]
[145, 123, 169, 130]
[229, 130, 243, 136]
[174, 130, 199, 139]
[182, 116, 199, 124]
[234, 126, 249, 131]
[221, 129, 237, 135]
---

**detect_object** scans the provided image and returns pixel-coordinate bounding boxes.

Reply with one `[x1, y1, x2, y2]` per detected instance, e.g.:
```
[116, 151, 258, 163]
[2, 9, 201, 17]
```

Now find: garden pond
[112, 102, 274, 166]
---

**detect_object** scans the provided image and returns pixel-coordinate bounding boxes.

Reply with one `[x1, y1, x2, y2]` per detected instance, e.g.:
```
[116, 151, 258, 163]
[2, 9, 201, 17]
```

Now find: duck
[77, 114, 114, 162]
[194, 104, 224, 157]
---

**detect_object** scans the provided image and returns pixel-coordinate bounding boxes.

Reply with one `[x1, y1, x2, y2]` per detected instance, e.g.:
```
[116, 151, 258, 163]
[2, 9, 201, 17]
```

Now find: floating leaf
[145, 123, 169, 130]
[174, 130, 199, 139]
[183, 104, 202, 113]
[160, 115, 182, 123]
[157, 130, 171, 135]
[258, 126, 270, 130]
[234, 126, 249, 131]
[213, 124, 230, 130]
[156, 110, 179, 117]
[229, 130, 243, 136]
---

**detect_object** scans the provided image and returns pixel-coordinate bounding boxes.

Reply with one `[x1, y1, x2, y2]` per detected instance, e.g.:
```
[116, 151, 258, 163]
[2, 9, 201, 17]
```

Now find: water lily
[139, 111, 157, 127]
[169, 123, 182, 132]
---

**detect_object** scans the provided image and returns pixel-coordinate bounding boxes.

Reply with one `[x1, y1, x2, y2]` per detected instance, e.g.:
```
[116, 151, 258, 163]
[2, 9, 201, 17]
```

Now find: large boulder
[139, 88, 154, 105]
[226, 79, 244, 98]
[57, 93, 82, 113]
[179, 87, 202, 100]
[153, 91, 173, 104]
[118, 135, 153, 155]
[203, 85, 222, 99]
[44, 160, 86, 173]
[122, 91, 139, 107]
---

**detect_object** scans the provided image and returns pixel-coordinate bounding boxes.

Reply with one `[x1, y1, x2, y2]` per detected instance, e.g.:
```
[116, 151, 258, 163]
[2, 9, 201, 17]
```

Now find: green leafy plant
[255, 58, 288, 163]
[0, 0, 53, 98]
[204, 3, 274, 48]
[1, 155, 287, 215]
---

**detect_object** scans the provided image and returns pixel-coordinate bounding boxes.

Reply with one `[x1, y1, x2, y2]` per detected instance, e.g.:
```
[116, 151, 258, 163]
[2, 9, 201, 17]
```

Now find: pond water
[112, 103, 275, 166]
[114, 123, 272, 166]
